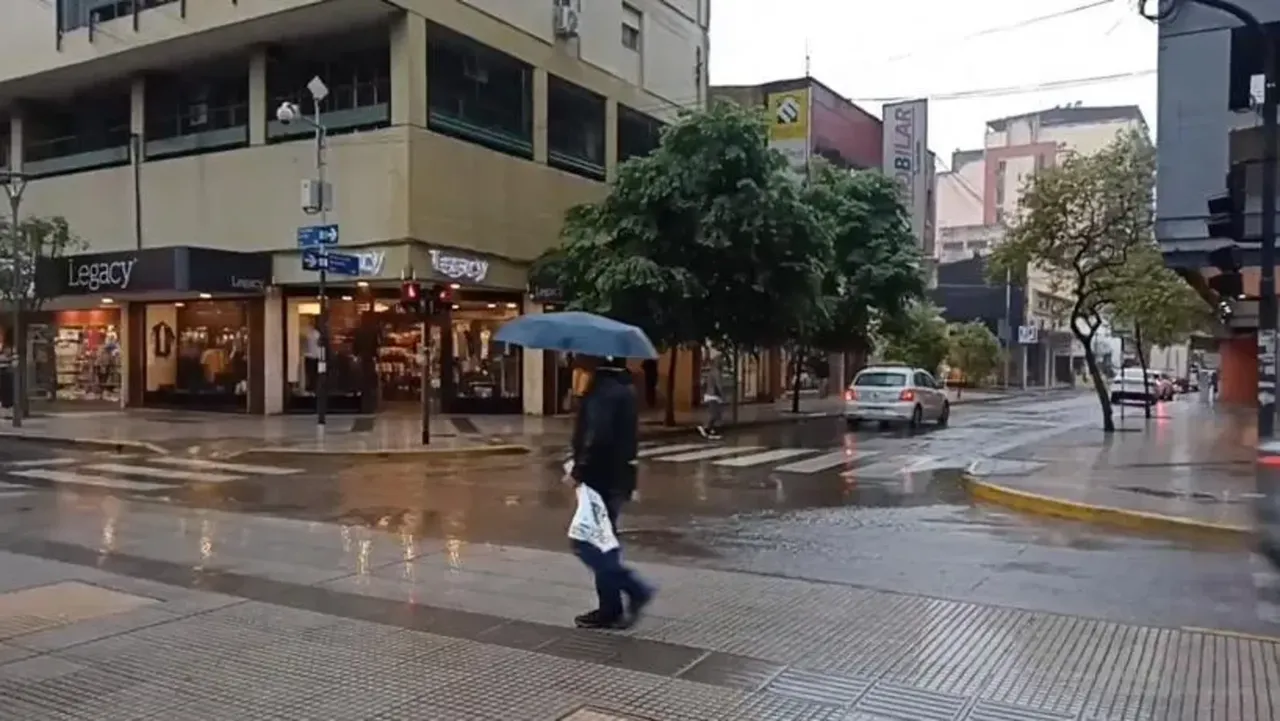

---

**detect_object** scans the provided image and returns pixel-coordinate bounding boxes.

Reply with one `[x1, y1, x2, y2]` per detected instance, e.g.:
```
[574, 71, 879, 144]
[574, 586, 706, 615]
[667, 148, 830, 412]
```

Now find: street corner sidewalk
[961, 401, 1260, 539]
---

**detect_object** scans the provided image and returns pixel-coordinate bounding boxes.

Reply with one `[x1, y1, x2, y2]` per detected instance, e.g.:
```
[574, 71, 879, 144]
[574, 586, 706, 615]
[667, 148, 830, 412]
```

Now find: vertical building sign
[766, 87, 811, 177]
[882, 99, 931, 254]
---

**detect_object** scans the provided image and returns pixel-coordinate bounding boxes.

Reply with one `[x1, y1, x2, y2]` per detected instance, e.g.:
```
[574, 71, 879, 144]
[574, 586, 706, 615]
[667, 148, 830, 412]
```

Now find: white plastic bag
[567, 484, 620, 553]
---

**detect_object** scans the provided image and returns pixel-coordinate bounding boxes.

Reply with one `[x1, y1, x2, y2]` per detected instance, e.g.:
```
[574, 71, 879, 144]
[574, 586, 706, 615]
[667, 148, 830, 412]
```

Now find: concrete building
[1156, 0, 1278, 405]
[0, 0, 709, 416]
[934, 105, 1149, 386]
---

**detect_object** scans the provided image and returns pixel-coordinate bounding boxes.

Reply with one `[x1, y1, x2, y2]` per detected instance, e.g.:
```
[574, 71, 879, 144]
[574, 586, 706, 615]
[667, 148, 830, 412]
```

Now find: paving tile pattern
[0, 507, 1274, 719]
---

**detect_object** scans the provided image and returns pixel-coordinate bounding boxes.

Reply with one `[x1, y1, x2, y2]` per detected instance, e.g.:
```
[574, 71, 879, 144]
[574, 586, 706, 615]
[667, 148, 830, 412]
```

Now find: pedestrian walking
[698, 359, 726, 440]
[565, 355, 654, 630]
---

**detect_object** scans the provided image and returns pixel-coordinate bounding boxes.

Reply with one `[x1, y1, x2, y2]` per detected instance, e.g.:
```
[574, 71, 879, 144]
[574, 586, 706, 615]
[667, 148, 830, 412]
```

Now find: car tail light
[899, 389, 915, 401]
[845, 389, 856, 401]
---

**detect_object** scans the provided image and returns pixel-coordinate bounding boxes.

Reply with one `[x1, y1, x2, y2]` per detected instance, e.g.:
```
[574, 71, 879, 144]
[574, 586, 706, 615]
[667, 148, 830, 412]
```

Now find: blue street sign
[301, 249, 360, 276]
[296, 224, 339, 248]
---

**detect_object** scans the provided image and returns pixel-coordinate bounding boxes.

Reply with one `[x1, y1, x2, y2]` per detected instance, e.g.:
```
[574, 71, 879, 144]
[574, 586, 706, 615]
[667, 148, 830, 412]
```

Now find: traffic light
[400, 281, 422, 314]
[1206, 166, 1245, 241]
[427, 284, 452, 316]
[1207, 242, 1244, 300]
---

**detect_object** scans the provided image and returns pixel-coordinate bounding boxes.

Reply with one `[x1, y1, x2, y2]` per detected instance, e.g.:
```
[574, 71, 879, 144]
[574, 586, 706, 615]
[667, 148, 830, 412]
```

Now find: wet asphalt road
[0, 394, 1276, 636]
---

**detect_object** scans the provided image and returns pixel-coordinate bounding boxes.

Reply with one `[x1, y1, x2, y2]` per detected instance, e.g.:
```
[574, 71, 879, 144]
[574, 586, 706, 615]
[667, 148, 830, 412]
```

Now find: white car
[844, 365, 950, 429]
[1110, 368, 1160, 405]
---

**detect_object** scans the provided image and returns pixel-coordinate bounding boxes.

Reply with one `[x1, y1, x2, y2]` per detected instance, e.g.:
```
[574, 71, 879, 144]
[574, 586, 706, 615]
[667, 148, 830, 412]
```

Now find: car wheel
[909, 405, 923, 430]
[845, 418, 860, 430]
[937, 402, 950, 427]
[878, 420, 891, 430]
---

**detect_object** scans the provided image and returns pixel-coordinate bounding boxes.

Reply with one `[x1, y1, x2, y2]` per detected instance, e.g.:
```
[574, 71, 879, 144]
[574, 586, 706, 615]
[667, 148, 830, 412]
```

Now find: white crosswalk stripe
[1, 455, 305, 494]
[637, 443, 709, 458]
[713, 448, 816, 468]
[774, 449, 878, 474]
[83, 463, 241, 484]
[147, 457, 303, 475]
[653, 446, 766, 462]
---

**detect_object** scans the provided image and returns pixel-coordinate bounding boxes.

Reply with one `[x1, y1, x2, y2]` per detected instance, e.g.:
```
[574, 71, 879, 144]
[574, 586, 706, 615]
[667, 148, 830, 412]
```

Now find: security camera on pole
[279, 76, 334, 428]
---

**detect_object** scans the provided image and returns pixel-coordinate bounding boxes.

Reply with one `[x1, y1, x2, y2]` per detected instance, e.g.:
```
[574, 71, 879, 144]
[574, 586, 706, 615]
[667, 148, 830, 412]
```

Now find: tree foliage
[0, 215, 85, 310]
[947, 321, 1002, 388]
[800, 162, 925, 355]
[877, 301, 950, 375]
[987, 130, 1157, 432]
[551, 102, 827, 423]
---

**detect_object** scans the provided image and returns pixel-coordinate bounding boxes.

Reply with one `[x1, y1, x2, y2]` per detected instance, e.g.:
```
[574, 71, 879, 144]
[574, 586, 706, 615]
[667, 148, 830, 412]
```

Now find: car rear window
[854, 372, 907, 387]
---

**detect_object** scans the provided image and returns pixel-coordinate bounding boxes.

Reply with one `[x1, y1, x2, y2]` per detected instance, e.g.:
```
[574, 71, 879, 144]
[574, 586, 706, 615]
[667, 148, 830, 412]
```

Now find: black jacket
[571, 368, 639, 499]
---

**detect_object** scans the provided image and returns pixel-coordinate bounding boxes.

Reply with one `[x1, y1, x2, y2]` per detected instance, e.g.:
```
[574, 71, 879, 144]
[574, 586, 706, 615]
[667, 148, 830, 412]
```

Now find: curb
[225, 443, 532, 460]
[0, 431, 167, 455]
[959, 473, 1252, 540]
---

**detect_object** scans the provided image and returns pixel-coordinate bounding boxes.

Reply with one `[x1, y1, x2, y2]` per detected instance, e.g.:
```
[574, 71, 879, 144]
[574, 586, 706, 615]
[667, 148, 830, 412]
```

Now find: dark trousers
[572, 493, 649, 620]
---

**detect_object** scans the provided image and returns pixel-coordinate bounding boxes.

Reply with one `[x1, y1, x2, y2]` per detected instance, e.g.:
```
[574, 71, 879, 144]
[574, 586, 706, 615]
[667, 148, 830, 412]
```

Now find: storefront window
[29, 309, 122, 404]
[288, 298, 369, 405]
[449, 301, 520, 402]
[144, 301, 249, 411]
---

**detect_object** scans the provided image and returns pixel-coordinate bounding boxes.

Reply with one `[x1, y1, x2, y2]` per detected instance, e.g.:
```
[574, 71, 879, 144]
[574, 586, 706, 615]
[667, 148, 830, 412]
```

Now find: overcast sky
[707, 0, 1157, 166]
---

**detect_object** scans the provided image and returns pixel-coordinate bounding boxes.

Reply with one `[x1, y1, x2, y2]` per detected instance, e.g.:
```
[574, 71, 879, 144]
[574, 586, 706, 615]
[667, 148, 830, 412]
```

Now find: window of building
[622, 4, 642, 50]
[547, 75, 605, 180]
[266, 29, 391, 141]
[144, 301, 250, 411]
[144, 61, 249, 159]
[617, 104, 663, 164]
[57, 0, 180, 33]
[427, 23, 533, 158]
[23, 88, 131, 177]
[994, 160, 1006, 206]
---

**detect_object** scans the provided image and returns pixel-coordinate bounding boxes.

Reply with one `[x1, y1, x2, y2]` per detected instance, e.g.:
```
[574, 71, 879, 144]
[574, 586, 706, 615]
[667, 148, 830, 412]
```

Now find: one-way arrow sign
[297, 224, 339, 248]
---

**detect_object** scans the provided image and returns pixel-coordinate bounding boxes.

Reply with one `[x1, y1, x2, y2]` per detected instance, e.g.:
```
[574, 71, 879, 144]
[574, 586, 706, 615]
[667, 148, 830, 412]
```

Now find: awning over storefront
[36, 246, 272, 297]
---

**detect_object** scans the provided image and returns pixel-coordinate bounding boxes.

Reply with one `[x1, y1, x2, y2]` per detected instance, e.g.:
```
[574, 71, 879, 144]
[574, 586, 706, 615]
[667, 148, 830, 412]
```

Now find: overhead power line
[880, 0, 1117, 64]
[855, 69, 1155, 104]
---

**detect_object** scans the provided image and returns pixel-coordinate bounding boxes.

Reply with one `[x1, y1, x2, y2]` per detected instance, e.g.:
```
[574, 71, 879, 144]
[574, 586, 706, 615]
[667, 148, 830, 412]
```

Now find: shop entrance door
[370, 312, 443, 415]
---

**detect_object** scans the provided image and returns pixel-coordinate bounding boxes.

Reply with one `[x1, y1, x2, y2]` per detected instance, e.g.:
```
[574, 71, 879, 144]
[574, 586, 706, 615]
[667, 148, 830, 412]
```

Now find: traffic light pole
[314, 103, 330, 428]
[421, 319, 430, 445]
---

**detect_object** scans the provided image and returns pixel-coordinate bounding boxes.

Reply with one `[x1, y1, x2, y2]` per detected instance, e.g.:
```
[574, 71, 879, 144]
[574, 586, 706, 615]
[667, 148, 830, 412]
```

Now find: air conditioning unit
[554, 4, 580, 38]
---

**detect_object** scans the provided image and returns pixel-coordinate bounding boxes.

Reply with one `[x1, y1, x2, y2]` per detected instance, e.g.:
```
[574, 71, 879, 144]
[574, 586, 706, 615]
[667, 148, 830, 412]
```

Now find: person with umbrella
[495, 312, 657, 629]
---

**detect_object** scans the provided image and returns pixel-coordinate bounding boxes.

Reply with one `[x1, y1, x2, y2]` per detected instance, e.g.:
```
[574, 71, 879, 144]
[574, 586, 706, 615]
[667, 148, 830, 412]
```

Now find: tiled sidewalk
[0, 498, 1272, 720]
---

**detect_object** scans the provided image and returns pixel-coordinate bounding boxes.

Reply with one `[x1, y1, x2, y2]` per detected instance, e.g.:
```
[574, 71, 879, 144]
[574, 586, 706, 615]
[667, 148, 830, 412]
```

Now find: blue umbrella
[494, 311, 659, 359]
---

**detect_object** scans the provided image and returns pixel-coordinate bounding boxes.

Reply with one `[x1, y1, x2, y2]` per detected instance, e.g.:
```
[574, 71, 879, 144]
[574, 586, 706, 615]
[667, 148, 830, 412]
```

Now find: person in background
[566, 355, 654, 629]
[698, 358, 726, 440]
[642, 358, 658, 409]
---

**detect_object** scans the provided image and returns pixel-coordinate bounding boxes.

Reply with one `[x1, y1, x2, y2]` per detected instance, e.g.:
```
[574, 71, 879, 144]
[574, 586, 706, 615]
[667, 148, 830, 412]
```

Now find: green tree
[987, 130, 1155, 432]
[553, 102, 827, 424]
[877, 301, 950, 375]
[947, 321, 1002, 394]
[0, 214, 86, 419]
[1110, 244, 1211, 416]
[784, 163, 925, 410]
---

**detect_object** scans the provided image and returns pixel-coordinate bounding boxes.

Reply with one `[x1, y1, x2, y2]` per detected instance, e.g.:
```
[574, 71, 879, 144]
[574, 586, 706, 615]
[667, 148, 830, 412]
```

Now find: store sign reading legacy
[67, 258, 136, 292]
[429, 250, 488, 282]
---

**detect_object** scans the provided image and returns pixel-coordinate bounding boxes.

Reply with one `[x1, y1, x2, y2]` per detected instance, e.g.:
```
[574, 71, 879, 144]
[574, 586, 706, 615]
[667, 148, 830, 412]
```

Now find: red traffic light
[402, 281, 421, 300]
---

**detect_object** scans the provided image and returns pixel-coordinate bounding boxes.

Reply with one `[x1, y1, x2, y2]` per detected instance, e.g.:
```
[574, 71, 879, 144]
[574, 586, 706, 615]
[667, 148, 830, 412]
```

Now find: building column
[390, 14, 427, 126]
[262, 291, 284, 414]
[248, 48, 268, 145]
[521, 298, 544, 415]
[605, 99, 618, 182]
[129, 76, 145, 136]
[8, 111, 23, 170]
[533, 68, 548, 163]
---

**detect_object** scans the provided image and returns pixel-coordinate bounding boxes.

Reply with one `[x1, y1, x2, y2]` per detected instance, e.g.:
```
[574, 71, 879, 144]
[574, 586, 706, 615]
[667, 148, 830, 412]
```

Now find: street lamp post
[278, 76, 331, 428]
[0, 171, 27, 428]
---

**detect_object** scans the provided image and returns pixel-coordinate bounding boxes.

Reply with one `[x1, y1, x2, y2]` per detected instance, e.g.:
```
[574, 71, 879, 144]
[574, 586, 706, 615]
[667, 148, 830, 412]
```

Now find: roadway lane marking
[10, 469, 170, 492]
[147, 457, 302, 475]
[637, 443, 712, 458]
[4, 458, 81, 468]
[713, 448, 817, 467]
[82, 463, 240, 484]
[652, 446, 765, 462]
[775, 449, 878, 474]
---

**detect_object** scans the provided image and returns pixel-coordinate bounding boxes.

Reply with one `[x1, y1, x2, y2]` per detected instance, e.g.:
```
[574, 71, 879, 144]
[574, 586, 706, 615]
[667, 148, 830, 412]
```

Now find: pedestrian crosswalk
[636, 441, 953, 478]
[2, 455, 303, 495]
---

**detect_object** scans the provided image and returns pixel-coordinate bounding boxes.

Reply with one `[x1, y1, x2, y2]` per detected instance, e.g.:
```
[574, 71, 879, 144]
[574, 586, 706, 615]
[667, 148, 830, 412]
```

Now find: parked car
[1109, 368, 1161, 405]
[844, 365, 950, 430]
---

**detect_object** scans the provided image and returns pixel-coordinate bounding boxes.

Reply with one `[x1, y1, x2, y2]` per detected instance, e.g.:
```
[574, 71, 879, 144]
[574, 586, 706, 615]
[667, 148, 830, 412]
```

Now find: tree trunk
[1135, 323, 1151, 419]
[790, 346, 803, 414]
[731, 348, 741, 423]
[663, 348, 678, 426]
[15, 310, 27, 420]
[1077, 329, 1114, 432]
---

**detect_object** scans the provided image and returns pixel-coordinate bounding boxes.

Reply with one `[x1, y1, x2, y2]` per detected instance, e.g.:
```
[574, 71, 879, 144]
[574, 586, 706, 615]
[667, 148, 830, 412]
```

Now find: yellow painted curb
[228, 443, 532, 459]
[959, 474, 1252, 540]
